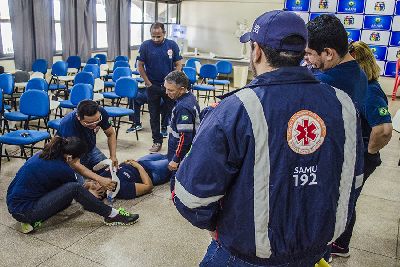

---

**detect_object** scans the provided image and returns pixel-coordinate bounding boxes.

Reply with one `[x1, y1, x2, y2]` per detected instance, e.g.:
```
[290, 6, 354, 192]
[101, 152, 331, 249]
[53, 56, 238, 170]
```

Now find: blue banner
[368, 45, 387, 60]
[347, 29, 361, 42]
[337, 0, 365, 13]
[363, 15, 393, 30]
[285, 0, 310, 11]
[396, 1, 400, 15]
[384, 61, 397, 77]
[390, 32, 400, 46]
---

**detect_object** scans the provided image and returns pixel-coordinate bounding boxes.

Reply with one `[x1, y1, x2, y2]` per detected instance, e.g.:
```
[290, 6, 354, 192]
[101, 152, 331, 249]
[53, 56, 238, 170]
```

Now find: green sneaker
[104, 208, 139, 226]
[20, 221, 42, 234]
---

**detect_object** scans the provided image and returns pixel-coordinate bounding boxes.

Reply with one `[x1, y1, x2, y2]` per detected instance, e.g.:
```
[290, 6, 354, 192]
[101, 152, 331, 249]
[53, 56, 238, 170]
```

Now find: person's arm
[368, 123, 392, 154]
[174, 60, 183, 71]
[104, 126, 118, 168]
[138, 61, 152, 87]
[125, 160, 154, 196]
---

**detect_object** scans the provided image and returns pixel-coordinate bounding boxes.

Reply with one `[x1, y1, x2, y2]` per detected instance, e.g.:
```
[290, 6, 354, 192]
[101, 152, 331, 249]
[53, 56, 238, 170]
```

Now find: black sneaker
[161, 127, 168, 138]
[126, 124, 143, 133]
[331, 242, 350, 257]
[104, 208, 139, 226]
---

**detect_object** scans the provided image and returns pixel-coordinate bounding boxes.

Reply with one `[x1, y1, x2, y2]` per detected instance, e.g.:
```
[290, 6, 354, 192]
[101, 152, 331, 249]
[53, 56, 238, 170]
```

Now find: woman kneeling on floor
[6, 136, 139, 234]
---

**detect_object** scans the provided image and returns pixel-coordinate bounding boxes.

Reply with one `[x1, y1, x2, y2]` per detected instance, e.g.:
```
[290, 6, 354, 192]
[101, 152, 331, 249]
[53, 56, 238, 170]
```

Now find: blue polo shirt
[138, 39, 182, 86]
[57, 107, 112, 151]
[7, 153, 76, 214]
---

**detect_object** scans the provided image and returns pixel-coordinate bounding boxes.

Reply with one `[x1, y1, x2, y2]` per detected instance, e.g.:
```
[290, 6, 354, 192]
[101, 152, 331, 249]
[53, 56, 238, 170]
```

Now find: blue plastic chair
[66, 56, 81, 72]
[104, 77, 138, 139]
[106, 60, 130, 80]
[103, 67, 132, 92]
[87, 57, 100, 66]
[95, 53, 107, 64]
[0, 73, 16, 110]
[26, 78, 48, 91]
[185, 58, 200, 70]
[48, 61, 68, 92]
[208, 60, 232, 93]
[0, 90, 51, 172]
[74, 71, 95, 87]
[32, 59, 48, 75]
[193, 64, 217, 104]
[183, 67, 197, 88]
[83, 64, 100, 79]
[132, 56, 140, 75]
[114, 55, 129, 62]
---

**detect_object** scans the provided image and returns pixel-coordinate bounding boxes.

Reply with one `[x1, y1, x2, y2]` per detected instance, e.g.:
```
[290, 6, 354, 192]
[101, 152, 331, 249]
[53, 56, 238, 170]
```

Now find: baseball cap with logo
[240, 10, 307, 52]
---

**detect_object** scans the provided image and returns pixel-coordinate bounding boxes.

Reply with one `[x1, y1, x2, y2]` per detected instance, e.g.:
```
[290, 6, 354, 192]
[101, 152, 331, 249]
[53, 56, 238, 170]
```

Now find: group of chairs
[0, 54, 142, 172]
[183, 58, 233, 105]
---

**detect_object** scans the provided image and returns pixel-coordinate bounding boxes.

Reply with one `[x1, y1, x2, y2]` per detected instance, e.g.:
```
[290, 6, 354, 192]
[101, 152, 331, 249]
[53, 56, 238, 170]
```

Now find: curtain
[33, 0, 54, 67]
[60, 0, 94, 62]
[106, 0, 131, 60]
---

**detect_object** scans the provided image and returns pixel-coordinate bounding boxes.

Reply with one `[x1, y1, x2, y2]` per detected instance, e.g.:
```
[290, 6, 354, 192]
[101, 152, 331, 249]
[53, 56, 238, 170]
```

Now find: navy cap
[240, 10, 307, 52]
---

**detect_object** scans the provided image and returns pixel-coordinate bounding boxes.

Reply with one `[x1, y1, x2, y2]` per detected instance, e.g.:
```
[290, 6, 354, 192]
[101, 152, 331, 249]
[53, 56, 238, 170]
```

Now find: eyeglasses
[82, 115, 102, 126]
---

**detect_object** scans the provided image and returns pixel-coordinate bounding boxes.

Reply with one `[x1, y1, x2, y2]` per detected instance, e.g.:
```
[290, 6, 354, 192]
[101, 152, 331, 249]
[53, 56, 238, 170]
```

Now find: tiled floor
[0, 84, 400, 267]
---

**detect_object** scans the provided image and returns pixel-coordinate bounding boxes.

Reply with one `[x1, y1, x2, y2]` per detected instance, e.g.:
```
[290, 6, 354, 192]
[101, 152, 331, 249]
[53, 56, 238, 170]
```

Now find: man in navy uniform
[173, 10, 364, 266]
[137, 22, 183, 153]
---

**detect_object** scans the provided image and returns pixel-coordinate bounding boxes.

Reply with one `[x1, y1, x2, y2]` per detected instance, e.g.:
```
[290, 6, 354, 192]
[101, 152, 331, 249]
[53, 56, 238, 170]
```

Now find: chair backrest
[83, 64, 100, 79]
[113, 60, 130, 70]
[183, 67, 197, 85]
[114, 55, 128, 62]
[216, 60, 233, 75]
[199, 64, 218, 80]
[185, 58, 200, 69]
[113, 67, 132, 82]
[74, 71, 95, 87]
[26, 78, 48, 91]
[87, 57, 100, 66]
[32, 59, 48, 74]
[20, 90, 50, 117]
[67, 56, 82, 69]
[95, 53, 107, 64]
[70, 83, 94, 106]
[0, 73, 14, 95]
[51, 61, 68, 76]
[14, 71, 30, 83]
[115, 77, 138, 98]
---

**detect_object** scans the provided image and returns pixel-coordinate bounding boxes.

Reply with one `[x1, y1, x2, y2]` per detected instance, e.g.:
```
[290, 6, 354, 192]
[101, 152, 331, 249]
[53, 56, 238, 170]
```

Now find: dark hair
[254, 35, 306, 68]
[150, 22, 166, 33]
[307, 15, 348, 57]
[77, 100, 99, 120]
[165, 70, 189, 89]
[40, 136, 88, 160]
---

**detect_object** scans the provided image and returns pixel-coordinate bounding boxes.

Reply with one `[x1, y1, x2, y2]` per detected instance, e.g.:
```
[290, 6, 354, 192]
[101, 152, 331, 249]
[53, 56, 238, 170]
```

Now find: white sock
[108, 208, 119, 218]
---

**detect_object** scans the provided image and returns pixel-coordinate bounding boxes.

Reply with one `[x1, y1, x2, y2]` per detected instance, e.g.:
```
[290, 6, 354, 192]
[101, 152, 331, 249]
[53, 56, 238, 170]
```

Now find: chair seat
[102, 92, 120, 99]
[132, 70, 140, 75]
[48, 84, 67, 90]
[0, 130, 50, 145]
[134, 77, 144, 83]
[59, 100, 75, 109]
[106, 74, 113, 80]
[193, 84, 215, 91]
[104, 107, 134, 117]
[4, 112, 38, 121]
[208, 79, 230, 85]
[48, 118, 62, 130]
[104, 81, 115, 88]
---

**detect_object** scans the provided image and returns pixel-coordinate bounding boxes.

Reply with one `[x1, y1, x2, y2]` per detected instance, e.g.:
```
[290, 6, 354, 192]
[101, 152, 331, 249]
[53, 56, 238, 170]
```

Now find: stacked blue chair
[208, 60, 232, 94]
[0, 73, 15, 111]
[87, 57, 101, 66]
[66, 56, 81, 74]
[114, 55, 128, 62]
[32, 59, 48, 75]
[185, 58, 200, 70]
[192, 64, 217, 104]
[104, 77, 138, 139]
[102, 67, 132, 100]
[83, 64, 100, 79]
[0, 90, 51, 172]
[26, 78, 48, 91]
[74, 71, 95, 87]
[183, 67, 197, 90]
[106, 60, 130, 80]
[95, 54, 107, 65]
[48, 61, 69, 96]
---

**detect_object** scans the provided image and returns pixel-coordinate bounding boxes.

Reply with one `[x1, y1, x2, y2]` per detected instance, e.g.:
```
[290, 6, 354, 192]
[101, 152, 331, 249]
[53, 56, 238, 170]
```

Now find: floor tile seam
[59, 248, 106, 266]
[349, 246, 398, 260]
[396, 218, 400, 259]
[34, 250, 64, 267]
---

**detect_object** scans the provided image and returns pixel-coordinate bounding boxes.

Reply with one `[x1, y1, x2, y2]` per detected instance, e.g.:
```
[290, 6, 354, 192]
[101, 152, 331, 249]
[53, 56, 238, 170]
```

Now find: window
[130, 0, 181, 48]
[93, 0, 108, 49]
[0, 0, 13, 56]
[53, 0, 62, 52]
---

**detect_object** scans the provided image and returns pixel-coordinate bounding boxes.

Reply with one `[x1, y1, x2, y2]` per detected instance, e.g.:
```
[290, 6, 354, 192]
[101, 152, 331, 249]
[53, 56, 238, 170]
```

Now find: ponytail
[40, 136, 88, 160]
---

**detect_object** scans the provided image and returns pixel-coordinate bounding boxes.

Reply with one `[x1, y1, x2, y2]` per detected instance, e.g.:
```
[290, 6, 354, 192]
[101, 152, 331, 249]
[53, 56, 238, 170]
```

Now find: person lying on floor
[6, 136, 139, 234]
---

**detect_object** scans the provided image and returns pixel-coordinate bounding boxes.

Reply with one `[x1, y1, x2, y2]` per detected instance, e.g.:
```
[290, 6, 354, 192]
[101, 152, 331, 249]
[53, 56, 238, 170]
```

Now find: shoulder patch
[378, 107, 389, 116]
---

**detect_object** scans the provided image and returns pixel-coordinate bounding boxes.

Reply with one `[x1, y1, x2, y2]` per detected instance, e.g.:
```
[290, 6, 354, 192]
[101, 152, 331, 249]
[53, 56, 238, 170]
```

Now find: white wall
[181, 0, 284, 57]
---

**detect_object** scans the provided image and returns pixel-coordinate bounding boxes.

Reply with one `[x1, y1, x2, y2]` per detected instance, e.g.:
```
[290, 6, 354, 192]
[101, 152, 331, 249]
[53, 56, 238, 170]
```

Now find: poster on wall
[347, 29, 362, 42]
[384, 61, 397, 76]
[361, 30, 390, 45]
[392, 16, 400, 31]
[310, 0, 338, 13]
[285, 0, 311, 11]
[396, 1, 400, 15]
[390, 32, 400, 46]
[363, 15, 393, 30]
[387, 47, 400, 61]
[368, 45, 388, 60]
[337, 0, 365, 13]
[364, 0, 395, 15]
[336, 14, 364, 28]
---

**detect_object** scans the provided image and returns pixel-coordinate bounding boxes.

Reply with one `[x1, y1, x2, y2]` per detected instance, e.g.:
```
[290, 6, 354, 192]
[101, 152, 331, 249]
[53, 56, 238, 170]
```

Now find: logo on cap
[287, 110, 326, 155]
[253, 24, 260, 34]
